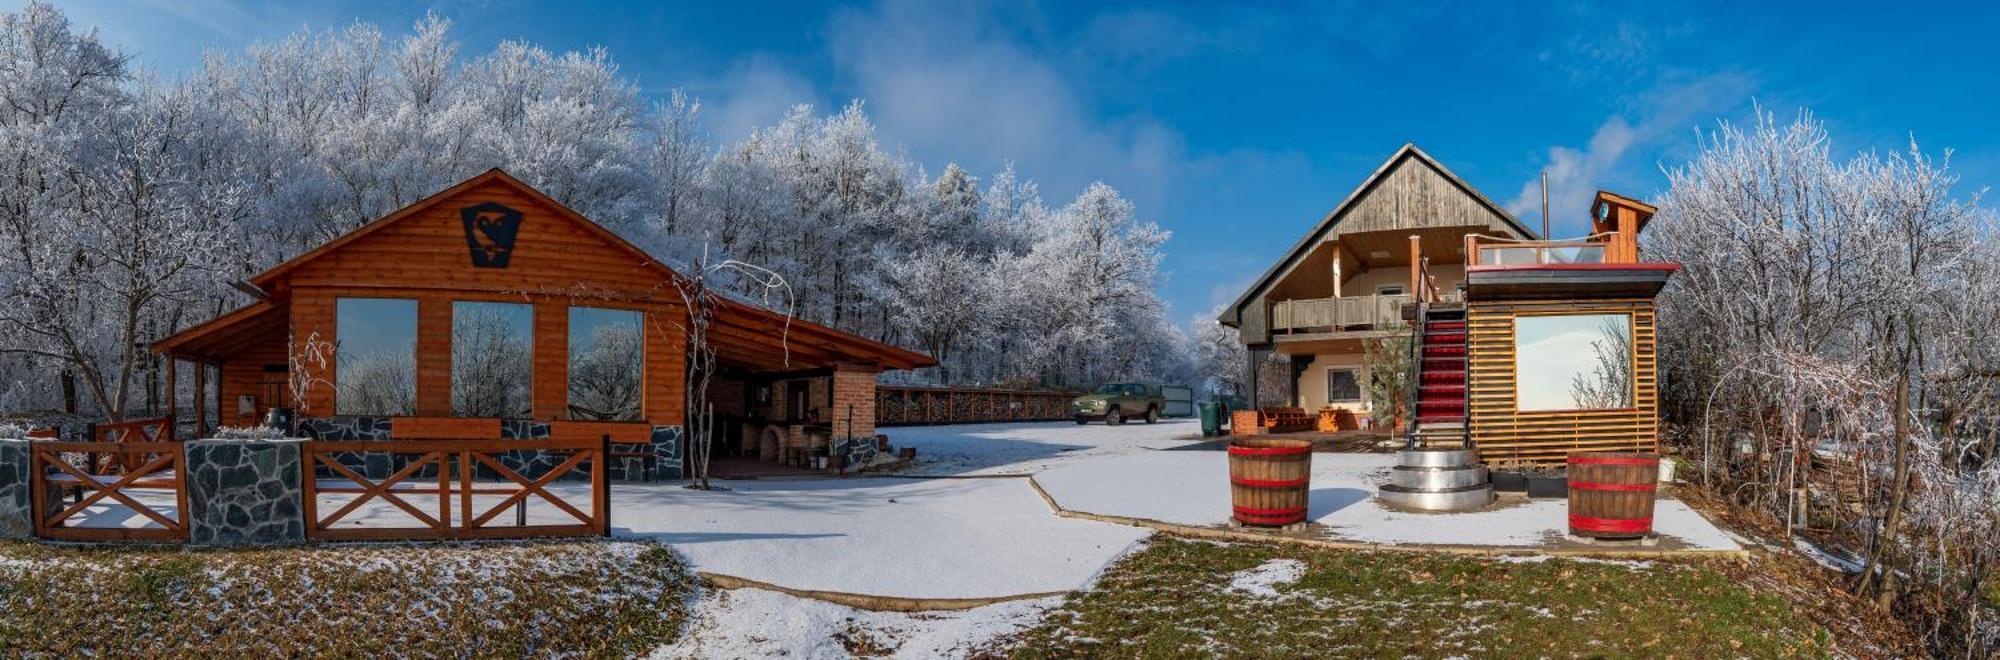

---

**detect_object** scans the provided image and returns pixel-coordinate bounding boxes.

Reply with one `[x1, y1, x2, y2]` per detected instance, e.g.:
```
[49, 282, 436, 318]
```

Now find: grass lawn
[0, 539, 690, 657]
[995, 536, 1839, 658]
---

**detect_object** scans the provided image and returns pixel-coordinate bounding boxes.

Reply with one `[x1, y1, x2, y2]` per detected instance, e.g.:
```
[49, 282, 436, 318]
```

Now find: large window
[452, 302, 534, 418]
[568, 307, 643, 421]
[1514, 314, 1633, 412]
[336, 298, 417, 415]
[1326, 368, 1362, 403]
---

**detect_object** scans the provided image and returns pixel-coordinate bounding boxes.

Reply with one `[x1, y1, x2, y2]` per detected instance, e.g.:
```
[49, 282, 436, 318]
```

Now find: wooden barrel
[1228, 437, 1312, 526]
[1567, 452, 1660, 539]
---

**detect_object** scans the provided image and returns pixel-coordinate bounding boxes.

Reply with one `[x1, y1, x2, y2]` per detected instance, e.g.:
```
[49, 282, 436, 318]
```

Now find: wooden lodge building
[1220, 145, 1676, 465]
[152, 169, 934, 480]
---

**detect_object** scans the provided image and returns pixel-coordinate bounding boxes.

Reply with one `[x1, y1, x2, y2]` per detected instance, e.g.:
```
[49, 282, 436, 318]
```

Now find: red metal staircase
[1409, 305, 1469, 447]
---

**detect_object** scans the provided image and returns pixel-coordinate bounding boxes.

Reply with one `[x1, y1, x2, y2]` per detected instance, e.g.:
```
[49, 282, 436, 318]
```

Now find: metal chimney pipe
[1540, 172, 1550, 239]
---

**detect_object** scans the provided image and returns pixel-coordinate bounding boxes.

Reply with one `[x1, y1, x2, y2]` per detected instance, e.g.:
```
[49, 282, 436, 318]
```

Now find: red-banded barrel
[1567, 452, 1660, 539]
[1228, 438, 1313, 526]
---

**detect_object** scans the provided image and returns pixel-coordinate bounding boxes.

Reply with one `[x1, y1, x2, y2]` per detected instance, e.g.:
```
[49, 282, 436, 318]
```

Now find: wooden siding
[1337, 155, 1515, 235]
[216, 332, 289, 428]
[1466, 299, 1659, 466]
[275, 180, 668, 301]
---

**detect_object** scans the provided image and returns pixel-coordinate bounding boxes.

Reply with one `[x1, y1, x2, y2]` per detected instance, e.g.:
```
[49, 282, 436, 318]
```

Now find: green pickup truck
[1070, 383, 1165, 425]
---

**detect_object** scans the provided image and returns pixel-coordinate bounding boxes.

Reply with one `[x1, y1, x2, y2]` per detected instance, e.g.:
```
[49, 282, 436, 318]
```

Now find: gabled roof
[248, 168, 674, 290]
[1218, 144, 1538, 326]
[156, 168, 936, 371]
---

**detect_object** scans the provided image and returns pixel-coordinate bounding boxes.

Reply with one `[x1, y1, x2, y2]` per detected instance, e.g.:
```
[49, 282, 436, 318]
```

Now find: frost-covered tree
[1651, 108, 2000, 655]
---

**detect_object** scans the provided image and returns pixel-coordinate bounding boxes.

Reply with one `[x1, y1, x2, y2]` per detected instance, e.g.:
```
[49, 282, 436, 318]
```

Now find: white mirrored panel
[1514, 314, 1632, 412]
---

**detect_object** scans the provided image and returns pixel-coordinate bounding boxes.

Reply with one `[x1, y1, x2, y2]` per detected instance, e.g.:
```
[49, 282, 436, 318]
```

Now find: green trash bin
[1198, 402, 1222, 437]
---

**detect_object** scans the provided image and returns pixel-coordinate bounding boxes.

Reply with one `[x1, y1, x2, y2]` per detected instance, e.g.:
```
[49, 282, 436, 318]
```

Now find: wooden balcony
[1270, 293, 1414, 334]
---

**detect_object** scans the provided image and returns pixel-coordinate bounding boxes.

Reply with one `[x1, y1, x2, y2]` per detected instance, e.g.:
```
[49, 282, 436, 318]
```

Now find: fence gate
[301, 437, 609, 541]
[30, 440, 189, 542]
[1161, 385, 1194, 417]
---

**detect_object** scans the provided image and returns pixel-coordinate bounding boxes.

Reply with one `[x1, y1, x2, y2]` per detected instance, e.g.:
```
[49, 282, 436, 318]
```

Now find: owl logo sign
[459, 202, 523, 268]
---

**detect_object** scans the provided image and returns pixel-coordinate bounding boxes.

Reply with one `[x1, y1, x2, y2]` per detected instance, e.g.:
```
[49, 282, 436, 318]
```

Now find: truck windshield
[1095, 384, 1126, 395]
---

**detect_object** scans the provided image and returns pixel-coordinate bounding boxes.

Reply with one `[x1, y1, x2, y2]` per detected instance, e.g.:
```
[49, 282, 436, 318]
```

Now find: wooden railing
[1465, 233, 1620, 267]
[1270, 294, 1411, 333]
[1404, 235, 1444, 304]
[302, 437, 609, 541]
[31, 440, 188, 542]
[876, 386, 1079, 425]
[88, 416, 176, 473]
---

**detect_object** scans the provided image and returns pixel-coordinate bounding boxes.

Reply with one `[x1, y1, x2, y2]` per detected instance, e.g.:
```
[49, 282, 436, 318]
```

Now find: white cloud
[696, 54, 821, 145]
[821, 0, 1189, 206]
[1506, 72, 1756, 235]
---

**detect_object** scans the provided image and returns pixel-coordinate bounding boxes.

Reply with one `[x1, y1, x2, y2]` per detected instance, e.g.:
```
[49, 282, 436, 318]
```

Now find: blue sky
[36, 0, 2000, 327]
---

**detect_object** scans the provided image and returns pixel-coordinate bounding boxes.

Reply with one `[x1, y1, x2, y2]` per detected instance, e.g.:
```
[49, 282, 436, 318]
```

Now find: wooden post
[1330, 241, 1343, 299]
[1615, 206, 1639, 262]
[1464, 234, 1478, 267]
[1245, 348, 1261, 410]
[192, 362, 207, 439]
[164, 358, 177, 422]
[1407, 235, 1422, 301]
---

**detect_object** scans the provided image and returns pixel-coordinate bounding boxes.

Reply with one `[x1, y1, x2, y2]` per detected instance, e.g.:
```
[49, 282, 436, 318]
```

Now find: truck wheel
[1105, 407, 1124, 425]
[1074, 417, 1090, 425]
[1145, 407, 1160, 424]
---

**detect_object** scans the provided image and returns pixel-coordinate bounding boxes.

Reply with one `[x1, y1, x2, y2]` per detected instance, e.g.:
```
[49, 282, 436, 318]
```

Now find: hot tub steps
[1378, 448, 1494, 512]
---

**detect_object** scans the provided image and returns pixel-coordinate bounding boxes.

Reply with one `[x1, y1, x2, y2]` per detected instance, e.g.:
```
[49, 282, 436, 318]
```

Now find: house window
[335, 298, 417, 415]
[1376, 285, 1406, 297]
[452, 301, 534, 418]
[1514, 314, 1633, 411]
[1326, 368, 1362, 402]
[568, 307, 643, 421]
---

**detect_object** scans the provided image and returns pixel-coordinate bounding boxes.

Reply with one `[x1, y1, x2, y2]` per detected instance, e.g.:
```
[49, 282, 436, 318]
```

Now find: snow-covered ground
[610, 477, 1148, 599]
[887, 418, 1204, 475]
[656, 587, 1057, 659]
[1034, 450, 1743, 552]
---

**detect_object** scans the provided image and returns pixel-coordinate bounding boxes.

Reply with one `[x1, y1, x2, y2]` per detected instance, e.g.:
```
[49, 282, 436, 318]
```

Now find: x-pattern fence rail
[30, 440, 189, 542]
[302, 437, 609, 541]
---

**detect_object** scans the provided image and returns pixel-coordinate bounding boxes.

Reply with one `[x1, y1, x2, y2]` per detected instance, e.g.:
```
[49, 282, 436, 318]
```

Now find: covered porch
[1262, 226, 1478, 335]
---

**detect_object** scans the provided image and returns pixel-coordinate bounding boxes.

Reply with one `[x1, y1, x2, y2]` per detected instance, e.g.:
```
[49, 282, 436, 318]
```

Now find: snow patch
[1792, 537, 1864, 574]
[1226, 559, 1306, 598]
[655, 587, 1056, 659]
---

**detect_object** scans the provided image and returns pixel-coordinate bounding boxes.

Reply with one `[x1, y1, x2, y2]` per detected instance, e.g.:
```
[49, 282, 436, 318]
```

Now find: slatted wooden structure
[303, 436, 609, 541]
[1466, 299, 1660, 465]
[30, 440, 189, 542]
[874, 386, 1078, 425]
[1444, 192, 1675, 466]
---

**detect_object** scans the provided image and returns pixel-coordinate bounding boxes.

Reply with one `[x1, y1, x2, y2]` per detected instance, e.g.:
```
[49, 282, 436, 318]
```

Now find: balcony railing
[1465, 232, 1624, 267]
[1270, 293, 1415, 334]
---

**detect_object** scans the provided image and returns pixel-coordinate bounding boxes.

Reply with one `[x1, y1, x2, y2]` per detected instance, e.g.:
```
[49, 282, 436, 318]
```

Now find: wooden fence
[302, 437, 609, 541]
[876, 386, 1080, 426]
[31, 440, 189, 542]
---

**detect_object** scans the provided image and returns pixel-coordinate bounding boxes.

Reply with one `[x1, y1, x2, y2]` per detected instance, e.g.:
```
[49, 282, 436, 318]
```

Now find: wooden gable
[260, 170, 671, 302]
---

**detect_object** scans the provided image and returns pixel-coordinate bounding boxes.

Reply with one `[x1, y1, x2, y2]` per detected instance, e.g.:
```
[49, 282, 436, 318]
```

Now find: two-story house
[1217, 144, 1537, 424]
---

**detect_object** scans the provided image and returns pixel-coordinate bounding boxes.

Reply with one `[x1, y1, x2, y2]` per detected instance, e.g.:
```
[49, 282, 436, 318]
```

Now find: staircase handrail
[1404, 299, 1425, 449]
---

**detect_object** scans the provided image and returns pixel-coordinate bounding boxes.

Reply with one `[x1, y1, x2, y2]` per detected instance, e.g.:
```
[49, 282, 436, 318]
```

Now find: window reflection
[336, 298, 417, 415]
[453, 302, 534, 417]
[1514, 314, 1632, 411]
[568, 307, 643, 421]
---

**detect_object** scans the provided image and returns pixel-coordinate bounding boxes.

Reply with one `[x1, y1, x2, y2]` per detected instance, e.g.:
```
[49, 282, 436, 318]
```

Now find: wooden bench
[1260, 408, 1315, 434]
